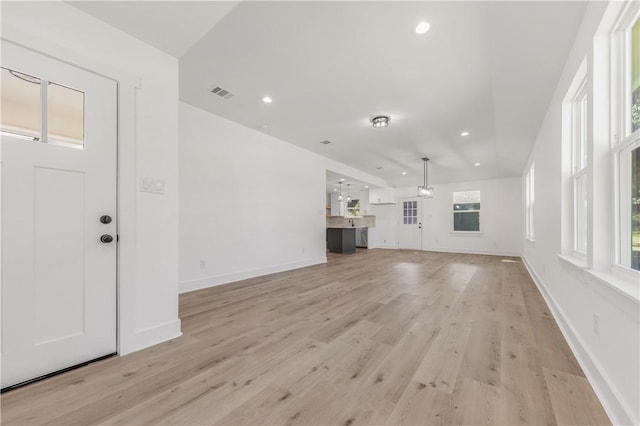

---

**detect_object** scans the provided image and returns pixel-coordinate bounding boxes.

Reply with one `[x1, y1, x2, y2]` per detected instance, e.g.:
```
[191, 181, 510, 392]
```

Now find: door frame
[1, 30, 142, 356]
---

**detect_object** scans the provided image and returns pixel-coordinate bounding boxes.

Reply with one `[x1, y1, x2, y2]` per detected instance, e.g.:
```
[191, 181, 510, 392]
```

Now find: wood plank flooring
[1, 249, 611, 425]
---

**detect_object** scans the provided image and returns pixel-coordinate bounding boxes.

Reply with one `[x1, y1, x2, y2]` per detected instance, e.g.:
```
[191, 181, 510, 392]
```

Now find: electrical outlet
[200, 260, 206, 269]
[593, 313, 600, 334]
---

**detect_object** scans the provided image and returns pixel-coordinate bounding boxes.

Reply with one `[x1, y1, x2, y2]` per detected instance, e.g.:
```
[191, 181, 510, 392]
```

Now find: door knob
[99, 215, 112, 224]
[100, 234, 114, 244]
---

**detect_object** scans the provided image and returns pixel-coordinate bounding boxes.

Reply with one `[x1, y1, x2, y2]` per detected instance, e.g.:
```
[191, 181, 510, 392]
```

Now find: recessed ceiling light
[474, 162, 481, 166]
[320, 140, 331, 145]
[365, 185, 369, 188]
[415, 22, 431, 35]
[340, 178, 344, 182]
[376, 166, 383, 170]
[371, 116, 390, 128]
[262, 96, 273, 104]
[402, 171, 407, 175]
[333, 188, 337, 191]
[461, 131, 470, 136]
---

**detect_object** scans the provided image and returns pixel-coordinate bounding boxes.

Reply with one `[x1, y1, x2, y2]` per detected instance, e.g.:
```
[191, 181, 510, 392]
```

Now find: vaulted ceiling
[72, 1, 587, 185]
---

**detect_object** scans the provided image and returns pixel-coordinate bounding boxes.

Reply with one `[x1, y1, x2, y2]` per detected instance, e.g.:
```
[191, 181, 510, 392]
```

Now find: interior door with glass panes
[1, 41, 117, 389]
[398, 197, 422, 250]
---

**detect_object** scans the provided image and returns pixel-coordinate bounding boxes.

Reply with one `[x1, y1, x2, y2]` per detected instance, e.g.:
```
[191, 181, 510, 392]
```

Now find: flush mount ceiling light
[262, 96, 272, 104]
[474, 162, 481, 166]
[371, 116, 390, 128]
[415, 22, 431, 35]
[417, 157, 434, 198]
[461, 131, 470, 136]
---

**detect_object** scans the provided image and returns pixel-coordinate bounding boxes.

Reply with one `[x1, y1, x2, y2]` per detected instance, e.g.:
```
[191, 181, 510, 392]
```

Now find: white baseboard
[522, 256, 636, 426]
[179, 256, 327, 294]
[135, 319, 182, 352]
[421, 247, 521, 257]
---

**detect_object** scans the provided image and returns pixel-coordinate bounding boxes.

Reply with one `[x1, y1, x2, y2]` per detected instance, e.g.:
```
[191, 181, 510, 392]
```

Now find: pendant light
[417, 157, 434, 198]
[346, 184, 352, 203]
[337, 182, 344, 202]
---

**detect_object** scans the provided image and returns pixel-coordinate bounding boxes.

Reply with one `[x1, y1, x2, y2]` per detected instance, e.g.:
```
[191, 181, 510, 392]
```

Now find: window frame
[611, 5, 640, 273]
[570, 74, 589, 257]
[452, 190, 481, 233]
[525, 163, 535, 242]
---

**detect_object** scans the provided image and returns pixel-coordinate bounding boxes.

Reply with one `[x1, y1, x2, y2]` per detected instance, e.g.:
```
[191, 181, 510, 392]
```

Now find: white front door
[398, 197, 422, 250]
[1, 41, 118, 389]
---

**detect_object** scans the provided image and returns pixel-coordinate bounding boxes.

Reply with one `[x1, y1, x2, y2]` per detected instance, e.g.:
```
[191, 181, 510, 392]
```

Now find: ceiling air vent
[210, 86, 235, 99]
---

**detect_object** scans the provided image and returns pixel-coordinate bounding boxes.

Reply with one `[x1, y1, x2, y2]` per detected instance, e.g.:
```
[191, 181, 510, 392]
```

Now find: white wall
[522, 2, 639, 424]
[179, 102, 387, 292]
[1, 2, 181, 354]
[370, 177, 522, 256]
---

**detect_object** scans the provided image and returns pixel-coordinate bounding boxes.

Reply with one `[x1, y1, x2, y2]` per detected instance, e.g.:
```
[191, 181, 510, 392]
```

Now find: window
[1, 67, 41, 140]
[347, 199, 361, 217]
[571, 73, 589, 255]
[632, 147, 640, 270]
[0, 66, 84, 148]
[613, 12, 640, 272]
[525, 163, 535, 241]
[453, 191, 480, 232]
[632, 18, 639, 134]
[403, 200, 417, 224]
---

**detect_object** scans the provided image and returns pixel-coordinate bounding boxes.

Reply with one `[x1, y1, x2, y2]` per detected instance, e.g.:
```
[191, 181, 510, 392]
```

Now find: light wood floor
[2, 249, 610, 425]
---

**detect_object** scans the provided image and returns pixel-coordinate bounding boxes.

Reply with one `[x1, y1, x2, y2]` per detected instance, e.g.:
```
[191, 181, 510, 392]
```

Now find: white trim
[522, 256, 637, 426]
[179, 256, 327, 294]
[135, 320, 182, 352]
[449, 231, 484, 237]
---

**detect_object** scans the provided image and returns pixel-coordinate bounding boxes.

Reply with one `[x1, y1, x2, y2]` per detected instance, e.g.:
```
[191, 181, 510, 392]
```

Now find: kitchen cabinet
[327, 228, 356, 254]
[369, 187, 396, 204]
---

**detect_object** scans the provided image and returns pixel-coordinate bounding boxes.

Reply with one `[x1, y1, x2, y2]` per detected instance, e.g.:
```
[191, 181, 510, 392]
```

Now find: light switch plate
[139, 177, 164, 194]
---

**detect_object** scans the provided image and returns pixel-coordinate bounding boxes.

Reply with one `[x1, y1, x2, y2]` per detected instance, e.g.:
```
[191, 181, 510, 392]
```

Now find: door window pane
[632, 146, 640, 270]
[632, 18, 639, 133]
[1, 67, 41, 141]
[48, 82, 84, 148]
[403, 201, 417, 225]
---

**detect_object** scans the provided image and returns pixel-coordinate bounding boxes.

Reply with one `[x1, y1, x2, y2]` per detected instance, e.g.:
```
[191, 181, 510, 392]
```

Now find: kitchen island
[326, 216, 375, 254]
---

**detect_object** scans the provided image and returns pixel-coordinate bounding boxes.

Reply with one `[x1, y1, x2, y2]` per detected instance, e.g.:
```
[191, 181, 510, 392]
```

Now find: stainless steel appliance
[355, 228, 368, 248]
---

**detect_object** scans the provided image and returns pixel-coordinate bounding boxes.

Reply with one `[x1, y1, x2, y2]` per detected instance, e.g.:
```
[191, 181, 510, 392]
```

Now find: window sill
[557, 254, 639, 303]
[586, 270, 639, 303]
[558, 253, 588, 269]
[450, 231, 483, 237]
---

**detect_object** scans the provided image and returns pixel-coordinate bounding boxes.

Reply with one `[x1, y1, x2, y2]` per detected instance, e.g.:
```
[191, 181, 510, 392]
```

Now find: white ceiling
[71, 1, 237, 57]
[70, 1, 587, 186]
[326, 170, 373, 196]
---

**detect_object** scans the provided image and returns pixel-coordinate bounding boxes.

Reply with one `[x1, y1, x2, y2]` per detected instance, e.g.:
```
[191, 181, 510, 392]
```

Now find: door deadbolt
[100, 234, 114, 244]
[99, 215, 112, 224]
